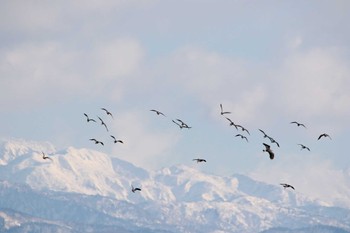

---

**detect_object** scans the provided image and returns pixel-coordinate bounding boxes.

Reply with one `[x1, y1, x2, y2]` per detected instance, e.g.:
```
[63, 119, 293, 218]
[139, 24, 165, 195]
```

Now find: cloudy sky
[1, 0, 350, 203]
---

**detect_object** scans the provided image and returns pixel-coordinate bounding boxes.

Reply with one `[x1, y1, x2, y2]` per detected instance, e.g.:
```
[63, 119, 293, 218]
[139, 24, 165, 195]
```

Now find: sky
[1, 0, 350, 203]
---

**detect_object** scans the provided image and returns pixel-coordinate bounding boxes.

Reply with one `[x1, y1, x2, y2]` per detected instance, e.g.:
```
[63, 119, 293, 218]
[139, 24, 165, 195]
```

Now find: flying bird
[220, 104, 231, 115]
[150, 109, 166, 116]
[42, 152, 52, 161]
[298, 144, 310, 151]
[268, 136, 280, 147]
[318, 133, 332, 140]
[101, 108, 113, 119]
[83, 113, 96, 123]
[290, 121, 306, 128]
[225, 117, 239, 130]
[259, 129, 270, 138]
[262, 143, 274, 160]
[98, 116, 109, 132]
[176, 119, 191, 129]
[110, 135, 123, 144]
[236, 125, 250, 135]
[131, 185, 141, 193]
[280, 183, 295, 190]
[172, 120, 184, 129]
[89, 138, 104, 146]
[235, 134, 248, 142]
[193, 158, 207, 163]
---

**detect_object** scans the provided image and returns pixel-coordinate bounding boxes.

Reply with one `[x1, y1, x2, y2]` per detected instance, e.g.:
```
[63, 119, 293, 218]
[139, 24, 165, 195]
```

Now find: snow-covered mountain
[0, 138, 349, 233]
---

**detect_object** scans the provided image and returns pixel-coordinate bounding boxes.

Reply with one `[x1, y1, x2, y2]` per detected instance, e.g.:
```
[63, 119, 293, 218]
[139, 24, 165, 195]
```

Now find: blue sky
[1, 0, 350, 201]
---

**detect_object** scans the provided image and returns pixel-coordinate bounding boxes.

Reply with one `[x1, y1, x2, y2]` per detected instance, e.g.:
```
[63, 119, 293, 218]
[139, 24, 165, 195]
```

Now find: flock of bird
[39, 104, 332, 193]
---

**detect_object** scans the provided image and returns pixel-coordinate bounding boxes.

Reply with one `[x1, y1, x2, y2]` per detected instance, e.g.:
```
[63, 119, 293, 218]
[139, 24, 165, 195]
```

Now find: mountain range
[0, 138, 349, 233]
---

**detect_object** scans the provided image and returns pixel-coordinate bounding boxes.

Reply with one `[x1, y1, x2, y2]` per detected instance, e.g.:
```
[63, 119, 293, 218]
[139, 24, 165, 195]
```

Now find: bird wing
[259, 129, 266, 136]
[263, 143, 270, 149]
[268, 151, 274, 160]
[318, 134, 323, 140]
[110, 135, 116, 140]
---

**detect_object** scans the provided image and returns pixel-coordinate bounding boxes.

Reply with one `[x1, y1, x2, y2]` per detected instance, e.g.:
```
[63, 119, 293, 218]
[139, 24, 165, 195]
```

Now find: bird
[225, 117, 239, 130]
[290, 121, 306, 128]
[268, 136, 280, 147]
[193, 158, 207, 163]
[172, 120, 184, 129]
[259, 129, 270, 138]
[131, 185, 141, 193]
[89, 138, 104, 146]
[220, 104, 231, 115]
[42, 152, 52, 161]
[176, 119, 191, 129]
[280, 183, 295, 190]
[236, 125, 250, 135]
[262, 143, 274, 160]
[235, 134, 248, 142]
[318, 133, 332, 140]
[83, 113, 96, 123]
[150, 109, 166, 116]
[298, 144, 310, 151]
[97, 116, 109, 132]
[101, 108, 113, 119]
[110, 135, 123, 144]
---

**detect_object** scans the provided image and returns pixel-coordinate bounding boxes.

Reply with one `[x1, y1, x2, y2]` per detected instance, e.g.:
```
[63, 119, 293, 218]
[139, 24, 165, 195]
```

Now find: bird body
[280, 183, 295, 190]
[290, 121, 306, 128]
[259, 129, 269, 138]
[225, 117, 239, 130]
[89, 138, 104, 146]
[318, 133, 332, 140]
[84, 113, 96, 123]
[110, 135, 123, 144]
[298, 144, 310, 151]
[42, 152, 52, 161]
[193, 158, 206, 163]
[220, 104, 231, 115]
[98, 116, 109, 132]
[131, 185, 141, 193]
[101, 108, 113, 119]
[150, 109, 166, 116]
[263, 143, 274, 160]
[235, 134, 248, 142]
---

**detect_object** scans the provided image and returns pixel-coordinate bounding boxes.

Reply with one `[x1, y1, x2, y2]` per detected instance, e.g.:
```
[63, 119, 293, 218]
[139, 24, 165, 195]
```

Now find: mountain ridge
[0, 138, 349, 233]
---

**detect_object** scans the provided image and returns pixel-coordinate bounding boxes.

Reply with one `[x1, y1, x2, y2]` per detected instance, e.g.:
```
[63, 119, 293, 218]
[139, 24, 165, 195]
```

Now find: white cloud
[109, 110, 180, 170]
[250, 154, 350, 207]
[0, 38, 144, 110]
[273, 47, 350, 119]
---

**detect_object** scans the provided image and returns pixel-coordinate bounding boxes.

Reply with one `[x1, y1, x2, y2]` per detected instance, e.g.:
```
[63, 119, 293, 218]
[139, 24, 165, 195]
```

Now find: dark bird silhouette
[89, 138, 104, 146]
[42, 152, 52, 161]
[280, 183, 295, 190]
[235, 134, 248, 142]
[290, 121, 306, 128]
[318, 133, 332, 140]
[259, 129, 269, 138]
[150, 109, 166, 116]
[193, 158, 207, 163]
[220, 104, 231, 115]
[84, 113, 96, 123]
[131, 185, 141, 193]
[101, 108, 113, 119]
[268, 136, 280, 147]
[263, 143, 274, 160]
[172, 120, 184, 129]
[298, 144, 310, 151]
[176, 119, 191, 129]
[110, 135, 123, 144]
[225, 117, 239, 130]
[97, 116, 109, 132]
[236, 125, 250, 135]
